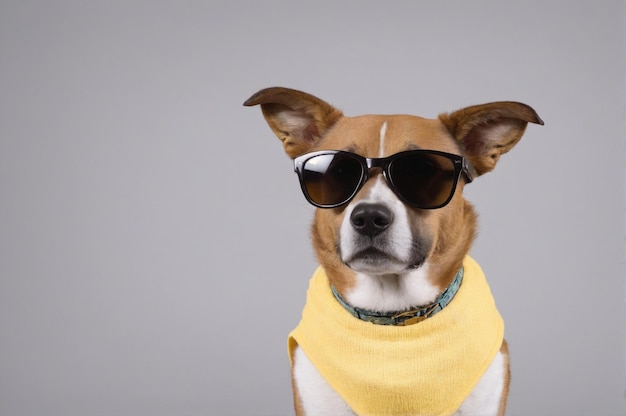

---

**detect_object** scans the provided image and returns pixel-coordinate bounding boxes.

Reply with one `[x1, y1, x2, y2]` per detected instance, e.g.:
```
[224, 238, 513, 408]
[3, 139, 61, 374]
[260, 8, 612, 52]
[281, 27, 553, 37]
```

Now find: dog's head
[244, 87, 542, 296]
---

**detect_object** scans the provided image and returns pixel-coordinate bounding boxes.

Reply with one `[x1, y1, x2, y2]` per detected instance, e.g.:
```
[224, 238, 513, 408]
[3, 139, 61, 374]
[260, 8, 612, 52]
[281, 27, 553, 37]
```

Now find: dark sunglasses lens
[302, 153, 363, 206]
[390, 153, 456, 207]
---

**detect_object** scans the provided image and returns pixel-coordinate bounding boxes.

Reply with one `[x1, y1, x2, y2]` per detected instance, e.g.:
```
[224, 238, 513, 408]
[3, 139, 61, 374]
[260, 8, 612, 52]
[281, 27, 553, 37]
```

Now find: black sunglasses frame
[293, 149, 475, 209]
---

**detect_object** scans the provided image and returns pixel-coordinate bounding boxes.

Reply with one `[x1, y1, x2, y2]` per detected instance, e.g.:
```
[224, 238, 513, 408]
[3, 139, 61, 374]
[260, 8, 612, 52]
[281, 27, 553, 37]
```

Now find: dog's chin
[343, 248, 424, 275]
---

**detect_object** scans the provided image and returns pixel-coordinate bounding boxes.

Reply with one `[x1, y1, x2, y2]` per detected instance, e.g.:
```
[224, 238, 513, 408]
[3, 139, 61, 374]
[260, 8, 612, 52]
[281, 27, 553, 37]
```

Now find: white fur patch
[292, 346, 356, 415]
[348, 263, 439, 312]
[454, 351, 506, 416]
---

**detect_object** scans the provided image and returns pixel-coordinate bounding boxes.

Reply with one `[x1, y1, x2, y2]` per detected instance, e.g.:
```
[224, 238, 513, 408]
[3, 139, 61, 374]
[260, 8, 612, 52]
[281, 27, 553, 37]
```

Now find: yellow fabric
[288, 256, 504, 416]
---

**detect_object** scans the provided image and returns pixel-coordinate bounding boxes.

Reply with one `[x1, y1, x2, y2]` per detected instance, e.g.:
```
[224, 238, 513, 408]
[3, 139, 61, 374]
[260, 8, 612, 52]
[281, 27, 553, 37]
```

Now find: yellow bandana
[288, 256, 504, 416]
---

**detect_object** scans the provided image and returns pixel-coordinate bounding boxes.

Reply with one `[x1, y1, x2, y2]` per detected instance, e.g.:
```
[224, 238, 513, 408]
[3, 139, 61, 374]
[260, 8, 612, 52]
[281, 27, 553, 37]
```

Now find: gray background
[1, 1, 624, 415]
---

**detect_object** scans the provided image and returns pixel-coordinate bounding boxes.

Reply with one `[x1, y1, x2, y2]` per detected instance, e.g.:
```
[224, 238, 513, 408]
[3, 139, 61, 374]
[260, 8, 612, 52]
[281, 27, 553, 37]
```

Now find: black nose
[350, 203, 394, 237]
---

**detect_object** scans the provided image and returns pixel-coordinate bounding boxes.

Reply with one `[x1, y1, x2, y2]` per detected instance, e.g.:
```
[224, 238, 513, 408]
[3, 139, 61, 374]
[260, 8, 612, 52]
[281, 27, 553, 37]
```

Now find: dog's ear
[439, 102, 543, 176]
[244, 87, 343, 158]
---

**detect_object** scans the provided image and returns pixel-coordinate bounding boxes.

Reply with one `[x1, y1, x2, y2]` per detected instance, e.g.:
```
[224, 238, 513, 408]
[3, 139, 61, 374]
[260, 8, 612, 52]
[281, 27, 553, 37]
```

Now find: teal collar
[330, 267, 464, 326]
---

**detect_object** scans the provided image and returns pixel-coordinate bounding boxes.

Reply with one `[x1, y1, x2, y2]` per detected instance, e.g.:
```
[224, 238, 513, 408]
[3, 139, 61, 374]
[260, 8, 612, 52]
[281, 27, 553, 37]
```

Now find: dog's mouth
[343, 247, 411, 274]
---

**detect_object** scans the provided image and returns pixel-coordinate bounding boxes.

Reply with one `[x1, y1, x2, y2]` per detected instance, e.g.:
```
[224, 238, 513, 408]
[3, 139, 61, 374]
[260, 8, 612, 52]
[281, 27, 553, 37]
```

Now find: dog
[244, 87, 543, 416]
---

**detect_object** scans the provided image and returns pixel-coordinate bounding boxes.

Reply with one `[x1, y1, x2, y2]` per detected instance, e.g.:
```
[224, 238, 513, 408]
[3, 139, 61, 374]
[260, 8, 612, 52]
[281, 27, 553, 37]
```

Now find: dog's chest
[288, 260, 504, 416]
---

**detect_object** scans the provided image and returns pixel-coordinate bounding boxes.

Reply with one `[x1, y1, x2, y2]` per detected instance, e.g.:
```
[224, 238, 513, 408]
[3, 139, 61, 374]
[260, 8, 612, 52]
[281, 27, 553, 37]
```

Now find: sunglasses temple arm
[462, 159, 476, 184]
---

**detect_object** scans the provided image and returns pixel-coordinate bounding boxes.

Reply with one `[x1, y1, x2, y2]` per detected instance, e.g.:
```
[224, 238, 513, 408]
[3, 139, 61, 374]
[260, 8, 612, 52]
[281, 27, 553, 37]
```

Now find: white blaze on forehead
[378, 121, 387, 158]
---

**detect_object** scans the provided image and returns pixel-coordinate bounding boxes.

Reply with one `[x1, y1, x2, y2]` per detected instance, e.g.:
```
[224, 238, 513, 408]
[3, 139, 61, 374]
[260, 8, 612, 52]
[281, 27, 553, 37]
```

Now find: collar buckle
[392, 303, 440, 326]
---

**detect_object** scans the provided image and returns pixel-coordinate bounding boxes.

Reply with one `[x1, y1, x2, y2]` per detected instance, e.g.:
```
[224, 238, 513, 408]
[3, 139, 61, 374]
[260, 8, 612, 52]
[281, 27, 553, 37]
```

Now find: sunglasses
[293, 149, 474, 209]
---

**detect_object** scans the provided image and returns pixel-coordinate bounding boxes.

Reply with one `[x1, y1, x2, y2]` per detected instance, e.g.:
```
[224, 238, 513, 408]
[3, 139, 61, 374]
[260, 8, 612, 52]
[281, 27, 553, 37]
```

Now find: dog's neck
[331, 265, 464, 325]
[343, 263, 441, 312]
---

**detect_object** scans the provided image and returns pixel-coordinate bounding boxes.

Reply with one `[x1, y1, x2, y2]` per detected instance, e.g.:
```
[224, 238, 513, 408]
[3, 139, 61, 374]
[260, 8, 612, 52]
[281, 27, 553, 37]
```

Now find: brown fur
[498, 340, 512, 416]
[244, 87, 542, 415]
